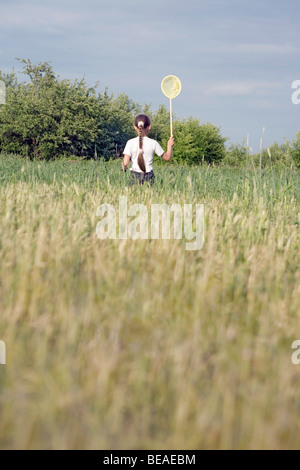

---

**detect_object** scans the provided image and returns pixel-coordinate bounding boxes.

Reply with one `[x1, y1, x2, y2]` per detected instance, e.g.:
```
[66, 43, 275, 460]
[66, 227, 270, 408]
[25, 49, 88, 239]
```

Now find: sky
[0, 0, 299, 152]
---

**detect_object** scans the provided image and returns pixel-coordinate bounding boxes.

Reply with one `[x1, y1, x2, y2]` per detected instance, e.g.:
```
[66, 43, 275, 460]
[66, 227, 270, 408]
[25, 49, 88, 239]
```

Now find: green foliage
[148, 104, 170, 144]
[171, 118, 227, 165]
[197, 122, 227, 164]
[172, 120, 198, 164]
[1, 59, 300, 168]
[0, 68, 18, 89]
[223, 141, 296, 169]
[223, 143, 249, 167]
[0, 59, 139, 160]
[0, 59, 101, 159]
[0, 59, 228, 164]
[252, 142, 292, 168]
[290, 132, 300, 168]
[96, 92, 141, 160]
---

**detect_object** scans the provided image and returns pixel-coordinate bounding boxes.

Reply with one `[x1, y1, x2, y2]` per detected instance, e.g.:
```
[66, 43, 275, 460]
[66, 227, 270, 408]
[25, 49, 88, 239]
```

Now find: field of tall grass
[0, 154, 299, 449]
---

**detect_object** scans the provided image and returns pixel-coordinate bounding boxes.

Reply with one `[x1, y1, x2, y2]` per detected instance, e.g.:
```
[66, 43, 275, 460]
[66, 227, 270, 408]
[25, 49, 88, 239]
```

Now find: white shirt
[123, 136, 164, 173]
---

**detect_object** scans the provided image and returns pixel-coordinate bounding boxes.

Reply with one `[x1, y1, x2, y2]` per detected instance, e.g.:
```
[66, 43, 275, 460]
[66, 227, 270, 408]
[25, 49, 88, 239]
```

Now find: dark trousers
[129, 170, 155, 186]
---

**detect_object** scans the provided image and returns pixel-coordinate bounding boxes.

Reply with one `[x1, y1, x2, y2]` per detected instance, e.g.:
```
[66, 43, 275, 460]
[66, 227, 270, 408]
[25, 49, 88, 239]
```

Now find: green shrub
[0, 60, 139, 160]
[290, 132, 300, 168]
[0, 59, 227, 164]
[166, 118, 227, 165]
[223, 143, 249, 167]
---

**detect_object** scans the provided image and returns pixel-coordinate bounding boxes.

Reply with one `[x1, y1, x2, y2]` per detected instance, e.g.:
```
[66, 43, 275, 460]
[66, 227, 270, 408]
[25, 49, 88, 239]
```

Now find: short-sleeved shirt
[123, 136, 164, 173]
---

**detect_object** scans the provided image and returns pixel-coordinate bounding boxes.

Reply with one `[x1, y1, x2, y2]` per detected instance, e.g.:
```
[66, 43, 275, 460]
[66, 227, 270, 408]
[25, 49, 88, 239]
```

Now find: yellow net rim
[161, 75, 182, 99]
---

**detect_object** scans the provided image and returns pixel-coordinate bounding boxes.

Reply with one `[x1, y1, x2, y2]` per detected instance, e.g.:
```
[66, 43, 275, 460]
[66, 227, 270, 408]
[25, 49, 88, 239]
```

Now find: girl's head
[134, 114, 151, 133]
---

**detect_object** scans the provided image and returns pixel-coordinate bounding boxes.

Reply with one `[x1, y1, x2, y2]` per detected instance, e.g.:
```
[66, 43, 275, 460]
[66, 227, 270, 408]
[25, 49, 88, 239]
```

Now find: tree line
[0, 59, 299, 167]
[0, 59, 226, 163]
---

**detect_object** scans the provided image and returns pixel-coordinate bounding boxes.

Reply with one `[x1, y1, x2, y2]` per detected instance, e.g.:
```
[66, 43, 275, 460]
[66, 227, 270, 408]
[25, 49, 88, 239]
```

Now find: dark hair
[134, 114, 151, 129]
[135, 115, 151, 173]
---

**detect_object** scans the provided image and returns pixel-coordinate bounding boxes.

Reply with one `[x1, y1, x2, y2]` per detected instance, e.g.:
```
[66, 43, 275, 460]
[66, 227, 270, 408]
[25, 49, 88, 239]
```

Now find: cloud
[0, 3, 93, 33]
[233, 43, 300, 54]
[204, 80, 283, 96]
[0, 0, 299, 152]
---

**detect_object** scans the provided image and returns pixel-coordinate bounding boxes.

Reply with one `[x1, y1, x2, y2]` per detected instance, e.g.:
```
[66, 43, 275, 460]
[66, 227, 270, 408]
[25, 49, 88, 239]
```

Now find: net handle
[169, 98, 173, 137]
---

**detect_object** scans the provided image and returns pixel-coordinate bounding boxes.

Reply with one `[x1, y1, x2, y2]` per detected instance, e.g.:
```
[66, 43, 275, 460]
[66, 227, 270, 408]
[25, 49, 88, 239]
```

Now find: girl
[122, 114, 174, 185]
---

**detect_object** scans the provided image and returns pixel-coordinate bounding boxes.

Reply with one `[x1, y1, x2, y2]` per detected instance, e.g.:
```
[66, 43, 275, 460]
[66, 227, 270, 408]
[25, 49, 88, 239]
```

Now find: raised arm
[162, 136, 174, 161]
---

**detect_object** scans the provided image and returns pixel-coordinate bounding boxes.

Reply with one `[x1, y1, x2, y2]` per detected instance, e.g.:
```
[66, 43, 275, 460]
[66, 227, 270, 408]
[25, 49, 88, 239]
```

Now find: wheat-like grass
[0, 156, 299, 449]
